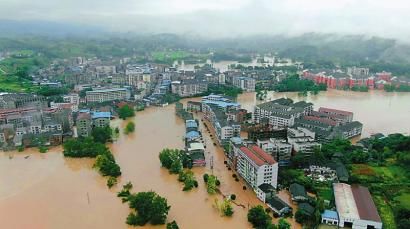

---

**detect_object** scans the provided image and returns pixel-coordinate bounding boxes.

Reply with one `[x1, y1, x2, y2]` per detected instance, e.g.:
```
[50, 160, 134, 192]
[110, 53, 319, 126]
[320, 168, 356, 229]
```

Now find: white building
[63, 94, 80, 105]
[171, 79, 208, 97]
[236, 145, 278, 201]
[86, 88, 130, 103]
[257, 138, 292, 166]
[218, 73, 226, 84]
[253, 100, 304, 128]
[333, 183, 382, 229]
[232, 76, 256, 92]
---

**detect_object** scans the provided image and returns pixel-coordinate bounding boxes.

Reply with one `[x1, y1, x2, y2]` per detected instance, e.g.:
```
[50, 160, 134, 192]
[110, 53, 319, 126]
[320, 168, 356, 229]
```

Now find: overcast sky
[1, 0, 409, 40]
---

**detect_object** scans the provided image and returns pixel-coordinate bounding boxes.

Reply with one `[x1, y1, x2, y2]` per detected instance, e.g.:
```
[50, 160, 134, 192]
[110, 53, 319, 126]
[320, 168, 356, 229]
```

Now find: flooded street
[1, 90, 409, 229]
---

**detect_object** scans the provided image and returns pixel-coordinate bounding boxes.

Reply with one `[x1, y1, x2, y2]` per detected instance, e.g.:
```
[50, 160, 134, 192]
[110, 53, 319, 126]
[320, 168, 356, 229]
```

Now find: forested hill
[2, 29, 410, 75]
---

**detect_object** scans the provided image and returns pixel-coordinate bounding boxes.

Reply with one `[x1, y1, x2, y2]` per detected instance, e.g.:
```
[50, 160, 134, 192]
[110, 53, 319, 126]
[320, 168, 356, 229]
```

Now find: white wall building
[86, 88, 130, 103]
[236, 145, 278, 201]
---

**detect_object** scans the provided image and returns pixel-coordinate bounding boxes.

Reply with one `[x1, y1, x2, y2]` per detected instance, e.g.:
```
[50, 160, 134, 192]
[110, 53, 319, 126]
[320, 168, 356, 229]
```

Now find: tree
[277, 218, 290, 229]
[166, 221, 179, 229]
[159, 148, 191, 173]
[63, 137, 110, 158]
[107, 176, 117, 188]
[178, 170, 197, 191]
[92, 126, 112, 144]
[170, 160, 183, 174]
[221, 199, 234, 217]
[295, 209, 309, 224]
[94, 153, 121, 177]
[38, 145, 48, 153]
[118, 105, 135, 120]
[247, 205, 272, 228]
[124, 121, 135, 134]
[128, 191, 171, 226]
[206, 175, 218, 194]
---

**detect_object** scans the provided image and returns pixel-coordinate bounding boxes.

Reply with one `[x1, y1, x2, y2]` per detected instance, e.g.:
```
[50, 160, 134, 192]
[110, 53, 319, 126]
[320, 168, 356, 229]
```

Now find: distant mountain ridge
[1, 20, 410, 67]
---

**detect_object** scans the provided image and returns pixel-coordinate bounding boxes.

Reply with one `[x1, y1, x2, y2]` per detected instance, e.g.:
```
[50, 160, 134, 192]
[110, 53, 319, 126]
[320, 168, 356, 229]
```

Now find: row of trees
[384, 84, 410, 92]
[274, 75, 327, 93]
[159, 148, 197, 192]
[63, 127, 121, 187]
[159, 148, 193, 173]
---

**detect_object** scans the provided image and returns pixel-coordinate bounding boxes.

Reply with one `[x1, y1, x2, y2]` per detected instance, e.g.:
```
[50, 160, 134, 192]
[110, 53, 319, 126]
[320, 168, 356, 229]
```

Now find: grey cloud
[0, 0, 409, 40]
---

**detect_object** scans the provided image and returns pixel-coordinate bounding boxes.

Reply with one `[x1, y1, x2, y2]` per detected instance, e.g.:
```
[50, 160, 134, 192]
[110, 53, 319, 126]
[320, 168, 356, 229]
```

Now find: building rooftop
[299, 203, 315, 216]
[185, 120, 198, 129]
[319, 107, 353, 116]
[322, 210, 339, 221]
[291, 101, 313, 109]
[91, 112, 111, 119]
[266, 196, 292, 213]
[77, 112, 91, 120]
[334, 183, 360, 220]
[185, 131, 200, 140]
[240, 145, 277, 166]
[87, 88, 128, 93]
[289, 183, 307, 199]
[351, 185, 382, 222]
[258, 183, 276, 193]
[188, 142, 205, 151]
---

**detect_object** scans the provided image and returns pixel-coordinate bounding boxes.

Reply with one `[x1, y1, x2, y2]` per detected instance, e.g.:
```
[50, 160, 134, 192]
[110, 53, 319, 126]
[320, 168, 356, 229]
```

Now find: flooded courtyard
[1, 90, 409, 229]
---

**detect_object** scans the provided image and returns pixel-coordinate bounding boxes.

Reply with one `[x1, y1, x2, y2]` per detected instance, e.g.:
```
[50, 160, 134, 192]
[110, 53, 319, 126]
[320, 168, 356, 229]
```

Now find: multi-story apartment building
[63, 94, 80, 105]
[91, 112, 111, 128]
[235, 145, 279, 202]
[347, 67, 369, 77]
[202, 95, 241, 143]
[171, 79, 208, 97]
[0, 93, 47, 110]
[257, 139, 292, 166]
[318, 107, 353, 123]
[76, 113, 92, 137]
[86, 88, 130, 103]
[253, 99, 304, 128]
[232, 76, 256, 92]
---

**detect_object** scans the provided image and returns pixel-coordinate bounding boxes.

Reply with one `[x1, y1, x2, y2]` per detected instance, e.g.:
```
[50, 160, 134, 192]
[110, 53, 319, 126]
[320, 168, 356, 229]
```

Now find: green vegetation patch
[395, 193, 410, 210]
[373, 195, 397, 229]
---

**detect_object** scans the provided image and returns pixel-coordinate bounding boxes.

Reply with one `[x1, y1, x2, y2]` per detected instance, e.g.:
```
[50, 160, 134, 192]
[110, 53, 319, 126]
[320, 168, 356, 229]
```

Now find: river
[1, 90, 409, 229]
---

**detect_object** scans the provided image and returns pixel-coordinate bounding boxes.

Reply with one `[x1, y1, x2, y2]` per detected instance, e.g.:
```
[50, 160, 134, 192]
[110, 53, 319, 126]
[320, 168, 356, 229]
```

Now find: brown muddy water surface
[1, 90, 409, 229]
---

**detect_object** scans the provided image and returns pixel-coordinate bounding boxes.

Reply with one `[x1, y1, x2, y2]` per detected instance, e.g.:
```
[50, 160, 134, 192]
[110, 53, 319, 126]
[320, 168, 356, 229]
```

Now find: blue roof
[186, 120, 198, 129]
[230, 137, 242, 145]
[322, 210, 339, 220]
[185, 131, 200, 139]
[91, 112, 111, 119]
[79, 109, 90, 113]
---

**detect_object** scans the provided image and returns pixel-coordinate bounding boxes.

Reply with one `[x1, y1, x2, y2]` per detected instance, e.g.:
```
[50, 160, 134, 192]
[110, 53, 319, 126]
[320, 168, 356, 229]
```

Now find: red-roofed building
[236, 144, 278, 202]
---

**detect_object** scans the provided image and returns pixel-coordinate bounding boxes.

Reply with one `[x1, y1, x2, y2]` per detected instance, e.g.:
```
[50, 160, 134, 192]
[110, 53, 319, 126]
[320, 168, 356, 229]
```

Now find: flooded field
[1, 90, 409, 228]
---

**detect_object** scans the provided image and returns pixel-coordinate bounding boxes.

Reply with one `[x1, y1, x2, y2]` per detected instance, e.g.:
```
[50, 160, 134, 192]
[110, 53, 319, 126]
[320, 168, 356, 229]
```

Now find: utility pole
[210, 155, 214, 174]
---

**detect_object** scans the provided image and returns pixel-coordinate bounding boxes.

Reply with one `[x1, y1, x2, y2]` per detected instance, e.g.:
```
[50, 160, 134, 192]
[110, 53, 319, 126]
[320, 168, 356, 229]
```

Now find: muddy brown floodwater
[1, 90, 409, 229]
